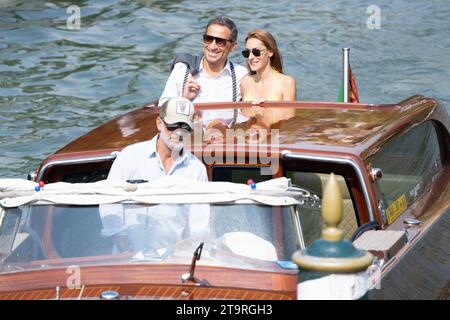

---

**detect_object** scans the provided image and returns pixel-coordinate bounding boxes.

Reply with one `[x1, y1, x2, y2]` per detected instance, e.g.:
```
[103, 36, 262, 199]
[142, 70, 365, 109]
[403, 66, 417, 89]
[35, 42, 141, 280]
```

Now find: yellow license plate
[386, 194, 408, 224]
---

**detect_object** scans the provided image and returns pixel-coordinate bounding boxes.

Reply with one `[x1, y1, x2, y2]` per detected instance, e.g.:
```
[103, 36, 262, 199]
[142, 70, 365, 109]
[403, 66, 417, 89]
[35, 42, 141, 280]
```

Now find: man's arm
[158, 63, 187, 106]
[107, 150, 127, 182]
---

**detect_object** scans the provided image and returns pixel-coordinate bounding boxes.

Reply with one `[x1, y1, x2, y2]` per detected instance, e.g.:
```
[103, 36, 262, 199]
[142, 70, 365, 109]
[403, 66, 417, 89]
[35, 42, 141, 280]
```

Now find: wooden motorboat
[5, 94, 450, 299]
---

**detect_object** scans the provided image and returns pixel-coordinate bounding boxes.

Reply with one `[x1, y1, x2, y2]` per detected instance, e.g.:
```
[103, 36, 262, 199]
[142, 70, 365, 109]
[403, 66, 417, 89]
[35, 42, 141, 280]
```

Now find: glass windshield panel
[285, 171, 357, 241]
[371, 121, 441, 220]
[0, 202, 316, 274]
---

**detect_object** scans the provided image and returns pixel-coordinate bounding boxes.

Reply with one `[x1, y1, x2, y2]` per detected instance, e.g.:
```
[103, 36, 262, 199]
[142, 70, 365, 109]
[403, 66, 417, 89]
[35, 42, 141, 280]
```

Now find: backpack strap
[170, 53, 203, 96]
[230, 61, 237, 102]
[229, 61, 238, 127]
[182, 68, 190, 97]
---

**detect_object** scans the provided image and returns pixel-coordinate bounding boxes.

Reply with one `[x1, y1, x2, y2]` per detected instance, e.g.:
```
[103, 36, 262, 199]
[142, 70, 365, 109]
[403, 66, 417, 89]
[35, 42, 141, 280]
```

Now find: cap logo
[176, 101, 190, 116]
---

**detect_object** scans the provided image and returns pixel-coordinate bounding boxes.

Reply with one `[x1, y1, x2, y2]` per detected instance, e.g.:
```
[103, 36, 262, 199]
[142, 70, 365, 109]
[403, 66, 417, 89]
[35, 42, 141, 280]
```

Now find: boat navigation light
[27, 170, 37, 181]
[100, 290, 120, 300]
[403, 218, 421, 226]
[370, 168, 383, 182]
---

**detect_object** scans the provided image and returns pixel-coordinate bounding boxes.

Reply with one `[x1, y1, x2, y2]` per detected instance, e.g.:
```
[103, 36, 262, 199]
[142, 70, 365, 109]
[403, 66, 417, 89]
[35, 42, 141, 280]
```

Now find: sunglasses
[162, 119, 192, 132]
[241, 48, 266, 58]
[203, 34, 233, 47]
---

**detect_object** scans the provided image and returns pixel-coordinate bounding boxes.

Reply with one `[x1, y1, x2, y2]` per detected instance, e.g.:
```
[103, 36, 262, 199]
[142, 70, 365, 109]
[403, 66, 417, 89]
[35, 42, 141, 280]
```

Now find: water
[1, 0, 449, 178]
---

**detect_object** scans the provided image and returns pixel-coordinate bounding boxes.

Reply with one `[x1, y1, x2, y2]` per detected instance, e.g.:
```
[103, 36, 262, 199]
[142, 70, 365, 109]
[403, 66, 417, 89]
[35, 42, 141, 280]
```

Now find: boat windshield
[0, 201, 322, 274]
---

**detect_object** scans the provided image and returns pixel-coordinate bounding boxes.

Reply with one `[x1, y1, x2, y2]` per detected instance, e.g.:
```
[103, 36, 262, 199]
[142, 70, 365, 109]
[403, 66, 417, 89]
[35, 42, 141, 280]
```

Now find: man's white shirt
[100, 135, 209, 250]
[106, 134, 208, 183]
[159, 58, 248, 124]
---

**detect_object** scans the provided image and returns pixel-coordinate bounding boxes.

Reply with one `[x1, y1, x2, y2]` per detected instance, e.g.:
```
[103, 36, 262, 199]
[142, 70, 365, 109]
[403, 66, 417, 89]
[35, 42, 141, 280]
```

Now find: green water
[1, 0, 449, 177]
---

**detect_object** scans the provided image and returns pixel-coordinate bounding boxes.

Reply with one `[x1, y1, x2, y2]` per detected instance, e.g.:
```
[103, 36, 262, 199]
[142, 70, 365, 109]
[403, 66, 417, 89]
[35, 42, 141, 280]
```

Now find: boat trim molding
[36, 153, 119, 182]
[282, 150, 375, 221]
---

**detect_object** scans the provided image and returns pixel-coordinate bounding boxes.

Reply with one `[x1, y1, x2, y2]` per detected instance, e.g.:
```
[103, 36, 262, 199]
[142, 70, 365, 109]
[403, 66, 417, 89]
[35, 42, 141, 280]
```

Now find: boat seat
[289, 172, 358, 240]
[209, 204, 297, 260]
[218, 232, 278, 261]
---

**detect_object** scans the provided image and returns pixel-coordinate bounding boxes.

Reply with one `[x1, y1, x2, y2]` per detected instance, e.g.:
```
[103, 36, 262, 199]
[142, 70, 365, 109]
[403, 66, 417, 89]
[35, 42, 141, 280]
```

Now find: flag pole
[343, 48, 350, 103]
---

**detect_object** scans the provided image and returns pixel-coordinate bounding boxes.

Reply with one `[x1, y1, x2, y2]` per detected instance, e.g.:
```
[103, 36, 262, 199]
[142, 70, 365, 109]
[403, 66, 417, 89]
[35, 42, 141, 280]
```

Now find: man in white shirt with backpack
[159, 16, 248, 126]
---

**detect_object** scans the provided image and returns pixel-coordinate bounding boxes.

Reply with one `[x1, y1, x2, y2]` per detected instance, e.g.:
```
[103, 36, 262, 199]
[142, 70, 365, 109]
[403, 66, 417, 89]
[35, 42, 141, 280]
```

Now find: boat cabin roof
[53, 95, 445, 161]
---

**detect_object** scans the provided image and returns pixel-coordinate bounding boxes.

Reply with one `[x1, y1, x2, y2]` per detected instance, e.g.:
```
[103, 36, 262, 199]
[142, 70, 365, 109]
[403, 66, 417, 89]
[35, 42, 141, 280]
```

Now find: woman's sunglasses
[203, 34, 233, 47]
[162, 119, 192, 132]
[241, 48, 266, 58]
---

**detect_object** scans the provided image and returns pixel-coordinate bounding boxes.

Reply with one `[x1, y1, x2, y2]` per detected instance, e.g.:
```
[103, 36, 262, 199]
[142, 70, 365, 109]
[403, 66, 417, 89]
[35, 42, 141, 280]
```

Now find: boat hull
[369, 207, 450, 300]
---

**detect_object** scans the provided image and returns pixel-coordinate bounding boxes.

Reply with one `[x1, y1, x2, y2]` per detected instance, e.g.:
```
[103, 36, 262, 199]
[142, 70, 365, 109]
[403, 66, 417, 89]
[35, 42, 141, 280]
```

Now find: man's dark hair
[205, 16, 238, 42]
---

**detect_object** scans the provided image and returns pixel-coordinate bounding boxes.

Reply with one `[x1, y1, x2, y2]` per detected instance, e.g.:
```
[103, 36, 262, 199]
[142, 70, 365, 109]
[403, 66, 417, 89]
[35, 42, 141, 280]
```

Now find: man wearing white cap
[102, 97, 209, 254]
[107, 97, 207, 182]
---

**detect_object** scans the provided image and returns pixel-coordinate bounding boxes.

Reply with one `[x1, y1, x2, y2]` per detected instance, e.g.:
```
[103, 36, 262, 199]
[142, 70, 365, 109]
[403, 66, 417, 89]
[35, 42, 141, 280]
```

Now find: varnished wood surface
[52, 95, 444, 161]
[0, 264, 297, 297]
[0, 284, 294, 300]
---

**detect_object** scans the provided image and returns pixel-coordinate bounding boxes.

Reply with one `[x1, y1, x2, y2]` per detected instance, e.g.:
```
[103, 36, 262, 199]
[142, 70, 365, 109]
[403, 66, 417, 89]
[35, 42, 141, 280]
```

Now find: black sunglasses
[162, 119, 192, 132]
[241, 48, 266, 58]
[203, 34, 233, 47]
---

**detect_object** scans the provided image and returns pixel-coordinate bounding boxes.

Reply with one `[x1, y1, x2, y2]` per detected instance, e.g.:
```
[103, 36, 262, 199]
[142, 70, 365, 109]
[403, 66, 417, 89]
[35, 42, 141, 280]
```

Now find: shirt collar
[199, 57, 231, 76]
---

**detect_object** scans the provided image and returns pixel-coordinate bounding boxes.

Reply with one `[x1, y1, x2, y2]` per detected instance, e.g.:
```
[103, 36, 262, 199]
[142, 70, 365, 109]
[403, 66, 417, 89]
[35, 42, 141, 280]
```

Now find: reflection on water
[0, 0, 449, 177]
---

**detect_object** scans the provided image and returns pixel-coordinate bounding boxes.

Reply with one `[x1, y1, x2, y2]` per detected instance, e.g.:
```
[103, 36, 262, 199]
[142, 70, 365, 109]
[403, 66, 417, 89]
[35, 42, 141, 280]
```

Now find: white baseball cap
[159, 97, 195, 130]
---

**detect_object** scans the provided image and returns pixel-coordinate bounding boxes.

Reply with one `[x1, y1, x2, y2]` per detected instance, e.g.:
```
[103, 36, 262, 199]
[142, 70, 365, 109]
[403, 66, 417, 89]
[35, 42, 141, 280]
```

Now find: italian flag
[338, 65, 360, 103]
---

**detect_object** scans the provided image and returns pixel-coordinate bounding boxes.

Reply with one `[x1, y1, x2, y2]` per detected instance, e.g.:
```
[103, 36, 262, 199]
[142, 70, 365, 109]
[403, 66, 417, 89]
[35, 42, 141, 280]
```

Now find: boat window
[285, 171, 358, 241]
[0, 202, 308, 274]
[0, 208, 22, 260]
[370, 121, 442, 224]
[42, 160, 114, 183]
[211, 166, 273, 183]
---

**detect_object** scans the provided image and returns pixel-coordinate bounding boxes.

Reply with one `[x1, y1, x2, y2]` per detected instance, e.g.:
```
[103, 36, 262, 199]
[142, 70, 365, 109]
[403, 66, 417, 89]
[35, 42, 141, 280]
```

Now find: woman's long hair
[245, 29, 283, 74]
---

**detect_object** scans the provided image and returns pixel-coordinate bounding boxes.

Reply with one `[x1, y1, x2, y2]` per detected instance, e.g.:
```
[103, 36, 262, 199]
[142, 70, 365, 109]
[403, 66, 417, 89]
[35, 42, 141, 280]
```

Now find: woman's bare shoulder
[241, 74, 254, 84]
[240, 74, 254, 89]
[279, 73, 296, 86]
[278, 73, 297, 100]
